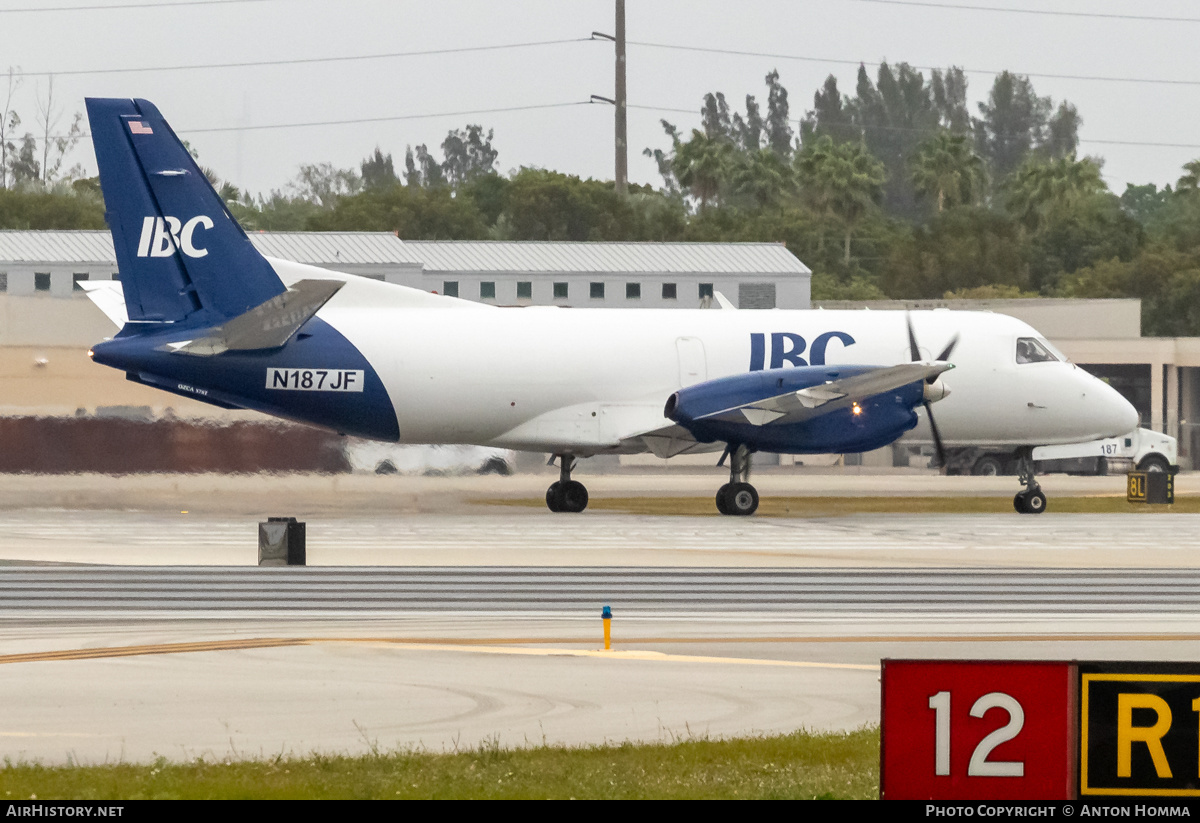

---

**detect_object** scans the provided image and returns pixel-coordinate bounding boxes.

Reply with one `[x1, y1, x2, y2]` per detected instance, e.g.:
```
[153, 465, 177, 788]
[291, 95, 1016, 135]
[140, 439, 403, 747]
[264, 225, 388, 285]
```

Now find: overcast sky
[2, 0, 1198, 199]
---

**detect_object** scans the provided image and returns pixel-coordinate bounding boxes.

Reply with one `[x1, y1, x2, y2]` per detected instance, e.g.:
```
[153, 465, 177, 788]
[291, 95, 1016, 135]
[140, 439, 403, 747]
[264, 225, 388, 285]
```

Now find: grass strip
[0, 727, 879, 800]
[480, 495, 1200, 516]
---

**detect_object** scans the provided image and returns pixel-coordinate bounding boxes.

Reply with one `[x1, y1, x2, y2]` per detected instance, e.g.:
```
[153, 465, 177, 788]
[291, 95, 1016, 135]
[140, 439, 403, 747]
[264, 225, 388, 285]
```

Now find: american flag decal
[129, 121, 153, 135]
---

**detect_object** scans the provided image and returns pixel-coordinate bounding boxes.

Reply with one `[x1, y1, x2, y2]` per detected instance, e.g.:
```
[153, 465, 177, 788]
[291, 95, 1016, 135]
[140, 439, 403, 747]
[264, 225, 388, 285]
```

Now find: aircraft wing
[699, 362, 952, 427]
[625, 362, 952, 457]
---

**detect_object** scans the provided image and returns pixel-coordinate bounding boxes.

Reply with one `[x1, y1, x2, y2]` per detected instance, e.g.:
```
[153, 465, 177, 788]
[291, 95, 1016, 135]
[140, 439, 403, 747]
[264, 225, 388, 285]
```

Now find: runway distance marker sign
[881, 660, 1076, 800]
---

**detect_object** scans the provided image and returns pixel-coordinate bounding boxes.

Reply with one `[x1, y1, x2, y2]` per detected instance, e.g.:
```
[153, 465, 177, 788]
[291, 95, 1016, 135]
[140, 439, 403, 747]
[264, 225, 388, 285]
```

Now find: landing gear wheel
[715, 483, 732, 515]
[715, 445, 759, 516]
[727, 482, 759, 516]
[546, 480, 588, 513]
[546, 455, 588, 513]
[1023, 489, 1047, 514]
[560, 480, 589, 513]
[1014, 489, 1047, 514]
[546, 481, 564, 512]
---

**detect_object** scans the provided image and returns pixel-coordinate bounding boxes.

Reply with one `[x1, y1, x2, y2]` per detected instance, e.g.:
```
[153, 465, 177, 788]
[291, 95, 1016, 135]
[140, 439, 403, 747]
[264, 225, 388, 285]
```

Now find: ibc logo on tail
[136, 215, 214, 259]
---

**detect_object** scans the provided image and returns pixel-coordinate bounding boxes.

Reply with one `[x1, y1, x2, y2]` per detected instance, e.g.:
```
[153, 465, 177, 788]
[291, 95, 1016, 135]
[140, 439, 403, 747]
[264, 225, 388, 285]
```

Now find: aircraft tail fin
[85, 98, 285, 327]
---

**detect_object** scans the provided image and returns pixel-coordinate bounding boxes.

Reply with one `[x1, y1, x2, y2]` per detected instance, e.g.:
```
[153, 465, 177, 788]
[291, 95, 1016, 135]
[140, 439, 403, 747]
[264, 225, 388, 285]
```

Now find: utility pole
[614, 0, 627, 195]
[592, 1, 627, 195]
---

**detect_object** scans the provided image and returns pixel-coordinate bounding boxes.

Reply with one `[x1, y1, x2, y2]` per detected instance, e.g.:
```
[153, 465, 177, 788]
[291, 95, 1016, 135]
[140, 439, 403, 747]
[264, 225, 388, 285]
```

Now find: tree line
[3, 62, 1200, 335]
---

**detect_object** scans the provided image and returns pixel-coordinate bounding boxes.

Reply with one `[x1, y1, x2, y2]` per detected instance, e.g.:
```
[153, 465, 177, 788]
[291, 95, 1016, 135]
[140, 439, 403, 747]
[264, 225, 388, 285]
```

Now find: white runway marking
[0, 510, 1197, 566]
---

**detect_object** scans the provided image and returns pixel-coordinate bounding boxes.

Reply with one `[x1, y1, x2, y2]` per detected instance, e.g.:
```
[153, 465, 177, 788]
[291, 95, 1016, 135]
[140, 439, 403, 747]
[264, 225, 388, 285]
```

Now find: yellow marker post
[602, 605, 612, 650]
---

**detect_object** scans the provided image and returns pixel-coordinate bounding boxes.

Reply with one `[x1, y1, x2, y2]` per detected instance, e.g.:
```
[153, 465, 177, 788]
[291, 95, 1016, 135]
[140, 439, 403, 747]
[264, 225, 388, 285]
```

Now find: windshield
[1039, 337, 1069, 362]
[1015, 337, 1058, 364]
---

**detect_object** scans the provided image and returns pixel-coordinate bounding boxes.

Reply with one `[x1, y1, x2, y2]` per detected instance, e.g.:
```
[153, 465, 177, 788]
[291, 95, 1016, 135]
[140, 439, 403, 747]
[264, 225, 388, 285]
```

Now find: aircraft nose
[1092, 373, 1139, 437]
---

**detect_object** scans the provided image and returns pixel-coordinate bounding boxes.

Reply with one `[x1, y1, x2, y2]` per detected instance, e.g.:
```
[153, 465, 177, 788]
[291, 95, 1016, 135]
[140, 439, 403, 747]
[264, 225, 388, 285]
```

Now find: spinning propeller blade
[906, 312, 955, 469]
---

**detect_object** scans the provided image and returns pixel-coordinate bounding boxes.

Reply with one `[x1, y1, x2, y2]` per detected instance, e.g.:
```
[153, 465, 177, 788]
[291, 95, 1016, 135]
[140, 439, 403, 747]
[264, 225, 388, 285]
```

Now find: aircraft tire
[546, 482, 564, 512]
[561, 481, 589, 513]
[715, 484, 732, 515]
[727, 482, 759, 516]
[1013, 492, 1028, 514]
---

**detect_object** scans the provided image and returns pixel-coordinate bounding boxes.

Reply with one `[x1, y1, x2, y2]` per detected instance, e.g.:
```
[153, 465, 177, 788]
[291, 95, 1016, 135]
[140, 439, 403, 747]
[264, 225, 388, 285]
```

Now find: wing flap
[633, 423, 706, 458]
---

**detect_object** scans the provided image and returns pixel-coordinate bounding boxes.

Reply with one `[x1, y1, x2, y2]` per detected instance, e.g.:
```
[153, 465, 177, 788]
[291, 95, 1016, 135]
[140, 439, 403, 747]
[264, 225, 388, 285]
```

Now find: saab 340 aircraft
[81, 98, 1138, 516]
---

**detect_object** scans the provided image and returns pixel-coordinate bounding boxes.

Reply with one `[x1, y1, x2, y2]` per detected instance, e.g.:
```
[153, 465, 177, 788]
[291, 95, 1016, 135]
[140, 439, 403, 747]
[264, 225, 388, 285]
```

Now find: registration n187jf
[266, 368, 364, 392]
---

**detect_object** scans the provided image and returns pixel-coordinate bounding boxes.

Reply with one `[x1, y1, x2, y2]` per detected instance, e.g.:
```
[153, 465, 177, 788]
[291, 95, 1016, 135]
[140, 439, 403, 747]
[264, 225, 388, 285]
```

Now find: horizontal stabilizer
[163, 279, 343, 356]
[79, 281, 129, 328]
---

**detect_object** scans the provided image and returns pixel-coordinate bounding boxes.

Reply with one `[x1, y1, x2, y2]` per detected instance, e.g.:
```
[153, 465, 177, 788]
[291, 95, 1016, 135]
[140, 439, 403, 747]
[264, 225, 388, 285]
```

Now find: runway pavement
[2, 509, 1199, 567]
[1, 471, 1198, 765]
[3, 566, 1200, 613]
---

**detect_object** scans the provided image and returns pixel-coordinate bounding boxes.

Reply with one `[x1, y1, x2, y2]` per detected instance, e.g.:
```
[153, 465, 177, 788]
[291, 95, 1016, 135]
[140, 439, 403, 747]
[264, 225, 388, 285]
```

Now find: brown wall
[0, 417, 350, 474]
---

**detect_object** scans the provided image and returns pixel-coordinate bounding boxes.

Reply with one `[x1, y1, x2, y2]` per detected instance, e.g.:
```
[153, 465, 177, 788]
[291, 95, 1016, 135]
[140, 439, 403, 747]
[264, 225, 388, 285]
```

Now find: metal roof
[0, 231, 809, 276]
[247, 231, 424, 266]
[405, 240, 809, 275]
[0, 230, 423, 267]
[0, 231, 116, 264]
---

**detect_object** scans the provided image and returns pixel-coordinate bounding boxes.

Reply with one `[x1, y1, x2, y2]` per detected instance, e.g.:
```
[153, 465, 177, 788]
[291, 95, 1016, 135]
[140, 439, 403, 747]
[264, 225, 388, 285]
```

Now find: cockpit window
[1015, 337, 1058, 364]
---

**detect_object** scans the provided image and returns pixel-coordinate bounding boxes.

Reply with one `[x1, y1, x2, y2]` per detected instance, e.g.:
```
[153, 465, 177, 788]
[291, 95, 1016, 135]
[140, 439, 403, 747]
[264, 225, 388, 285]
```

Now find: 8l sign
[881, 660, 1076, 800]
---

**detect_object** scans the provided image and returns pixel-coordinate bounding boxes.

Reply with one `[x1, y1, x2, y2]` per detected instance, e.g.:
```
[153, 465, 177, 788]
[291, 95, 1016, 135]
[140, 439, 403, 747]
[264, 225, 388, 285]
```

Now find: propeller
[906, 313, 958, 470]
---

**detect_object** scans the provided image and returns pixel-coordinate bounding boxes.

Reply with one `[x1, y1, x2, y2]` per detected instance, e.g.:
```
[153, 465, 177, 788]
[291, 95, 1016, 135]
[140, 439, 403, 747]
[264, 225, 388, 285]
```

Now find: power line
[10, 36, 1192, 91]
[9, 38, 590, 78]
[0, 0, 276, 12]
[171, 101, 596, 135]
[628, 40, 1200, 88]
[849, 0, 1200, 24]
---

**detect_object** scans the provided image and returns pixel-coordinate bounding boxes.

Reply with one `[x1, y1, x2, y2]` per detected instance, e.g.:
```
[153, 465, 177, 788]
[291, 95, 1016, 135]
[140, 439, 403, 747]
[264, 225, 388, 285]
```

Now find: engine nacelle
[665, 365, 926, 455]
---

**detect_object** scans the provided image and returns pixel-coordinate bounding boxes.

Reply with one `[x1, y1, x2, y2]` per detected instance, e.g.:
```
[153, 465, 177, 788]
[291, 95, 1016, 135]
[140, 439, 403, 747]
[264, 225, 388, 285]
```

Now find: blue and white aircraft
[82, 98, 1138, 516]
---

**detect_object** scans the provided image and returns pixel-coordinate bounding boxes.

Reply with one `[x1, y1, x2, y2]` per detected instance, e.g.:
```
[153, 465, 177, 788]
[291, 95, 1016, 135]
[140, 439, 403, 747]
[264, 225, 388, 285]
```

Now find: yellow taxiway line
[5, 632, 1200, 670]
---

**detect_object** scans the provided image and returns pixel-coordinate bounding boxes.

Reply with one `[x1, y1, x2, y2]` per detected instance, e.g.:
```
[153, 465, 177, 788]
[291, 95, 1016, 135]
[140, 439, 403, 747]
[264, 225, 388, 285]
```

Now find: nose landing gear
[1013, 449, 1047, 514]
[715, 444, 759, 516]
[546, 454, 588, 513]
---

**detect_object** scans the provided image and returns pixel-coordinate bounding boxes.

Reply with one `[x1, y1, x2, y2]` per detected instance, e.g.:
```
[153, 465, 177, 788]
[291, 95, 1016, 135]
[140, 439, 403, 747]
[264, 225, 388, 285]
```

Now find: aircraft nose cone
[1094, 375, 1139, 437]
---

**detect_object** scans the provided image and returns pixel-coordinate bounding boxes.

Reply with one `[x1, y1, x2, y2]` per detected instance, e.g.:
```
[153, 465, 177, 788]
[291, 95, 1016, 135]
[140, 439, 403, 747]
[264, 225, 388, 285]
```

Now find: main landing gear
[1013, 448, 1047, 514]
[716, 444, 759, 516]
[546, 454, 588, 513]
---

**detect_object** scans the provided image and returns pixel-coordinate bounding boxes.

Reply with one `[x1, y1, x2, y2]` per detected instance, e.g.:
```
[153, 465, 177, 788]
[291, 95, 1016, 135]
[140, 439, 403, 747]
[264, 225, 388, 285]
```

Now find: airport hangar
[0, 229, 1196, 469]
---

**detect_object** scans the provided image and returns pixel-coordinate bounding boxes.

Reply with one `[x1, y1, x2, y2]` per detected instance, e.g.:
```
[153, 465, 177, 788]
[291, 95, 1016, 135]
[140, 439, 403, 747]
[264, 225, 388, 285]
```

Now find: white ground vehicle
[948, 428, 1177, 476]
[344, 442, 514, 476]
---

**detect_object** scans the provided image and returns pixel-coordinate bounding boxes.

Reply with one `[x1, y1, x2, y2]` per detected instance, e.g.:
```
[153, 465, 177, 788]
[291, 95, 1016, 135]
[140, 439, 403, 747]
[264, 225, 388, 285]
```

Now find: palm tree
[671, 130, 734, 211]
[1005, 154, 1106, 230]
[1176, 159, 1200, 193]
[795, 135, 886, 263]
[730, 147, 796, 208]
[911, 131, 986, 212]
